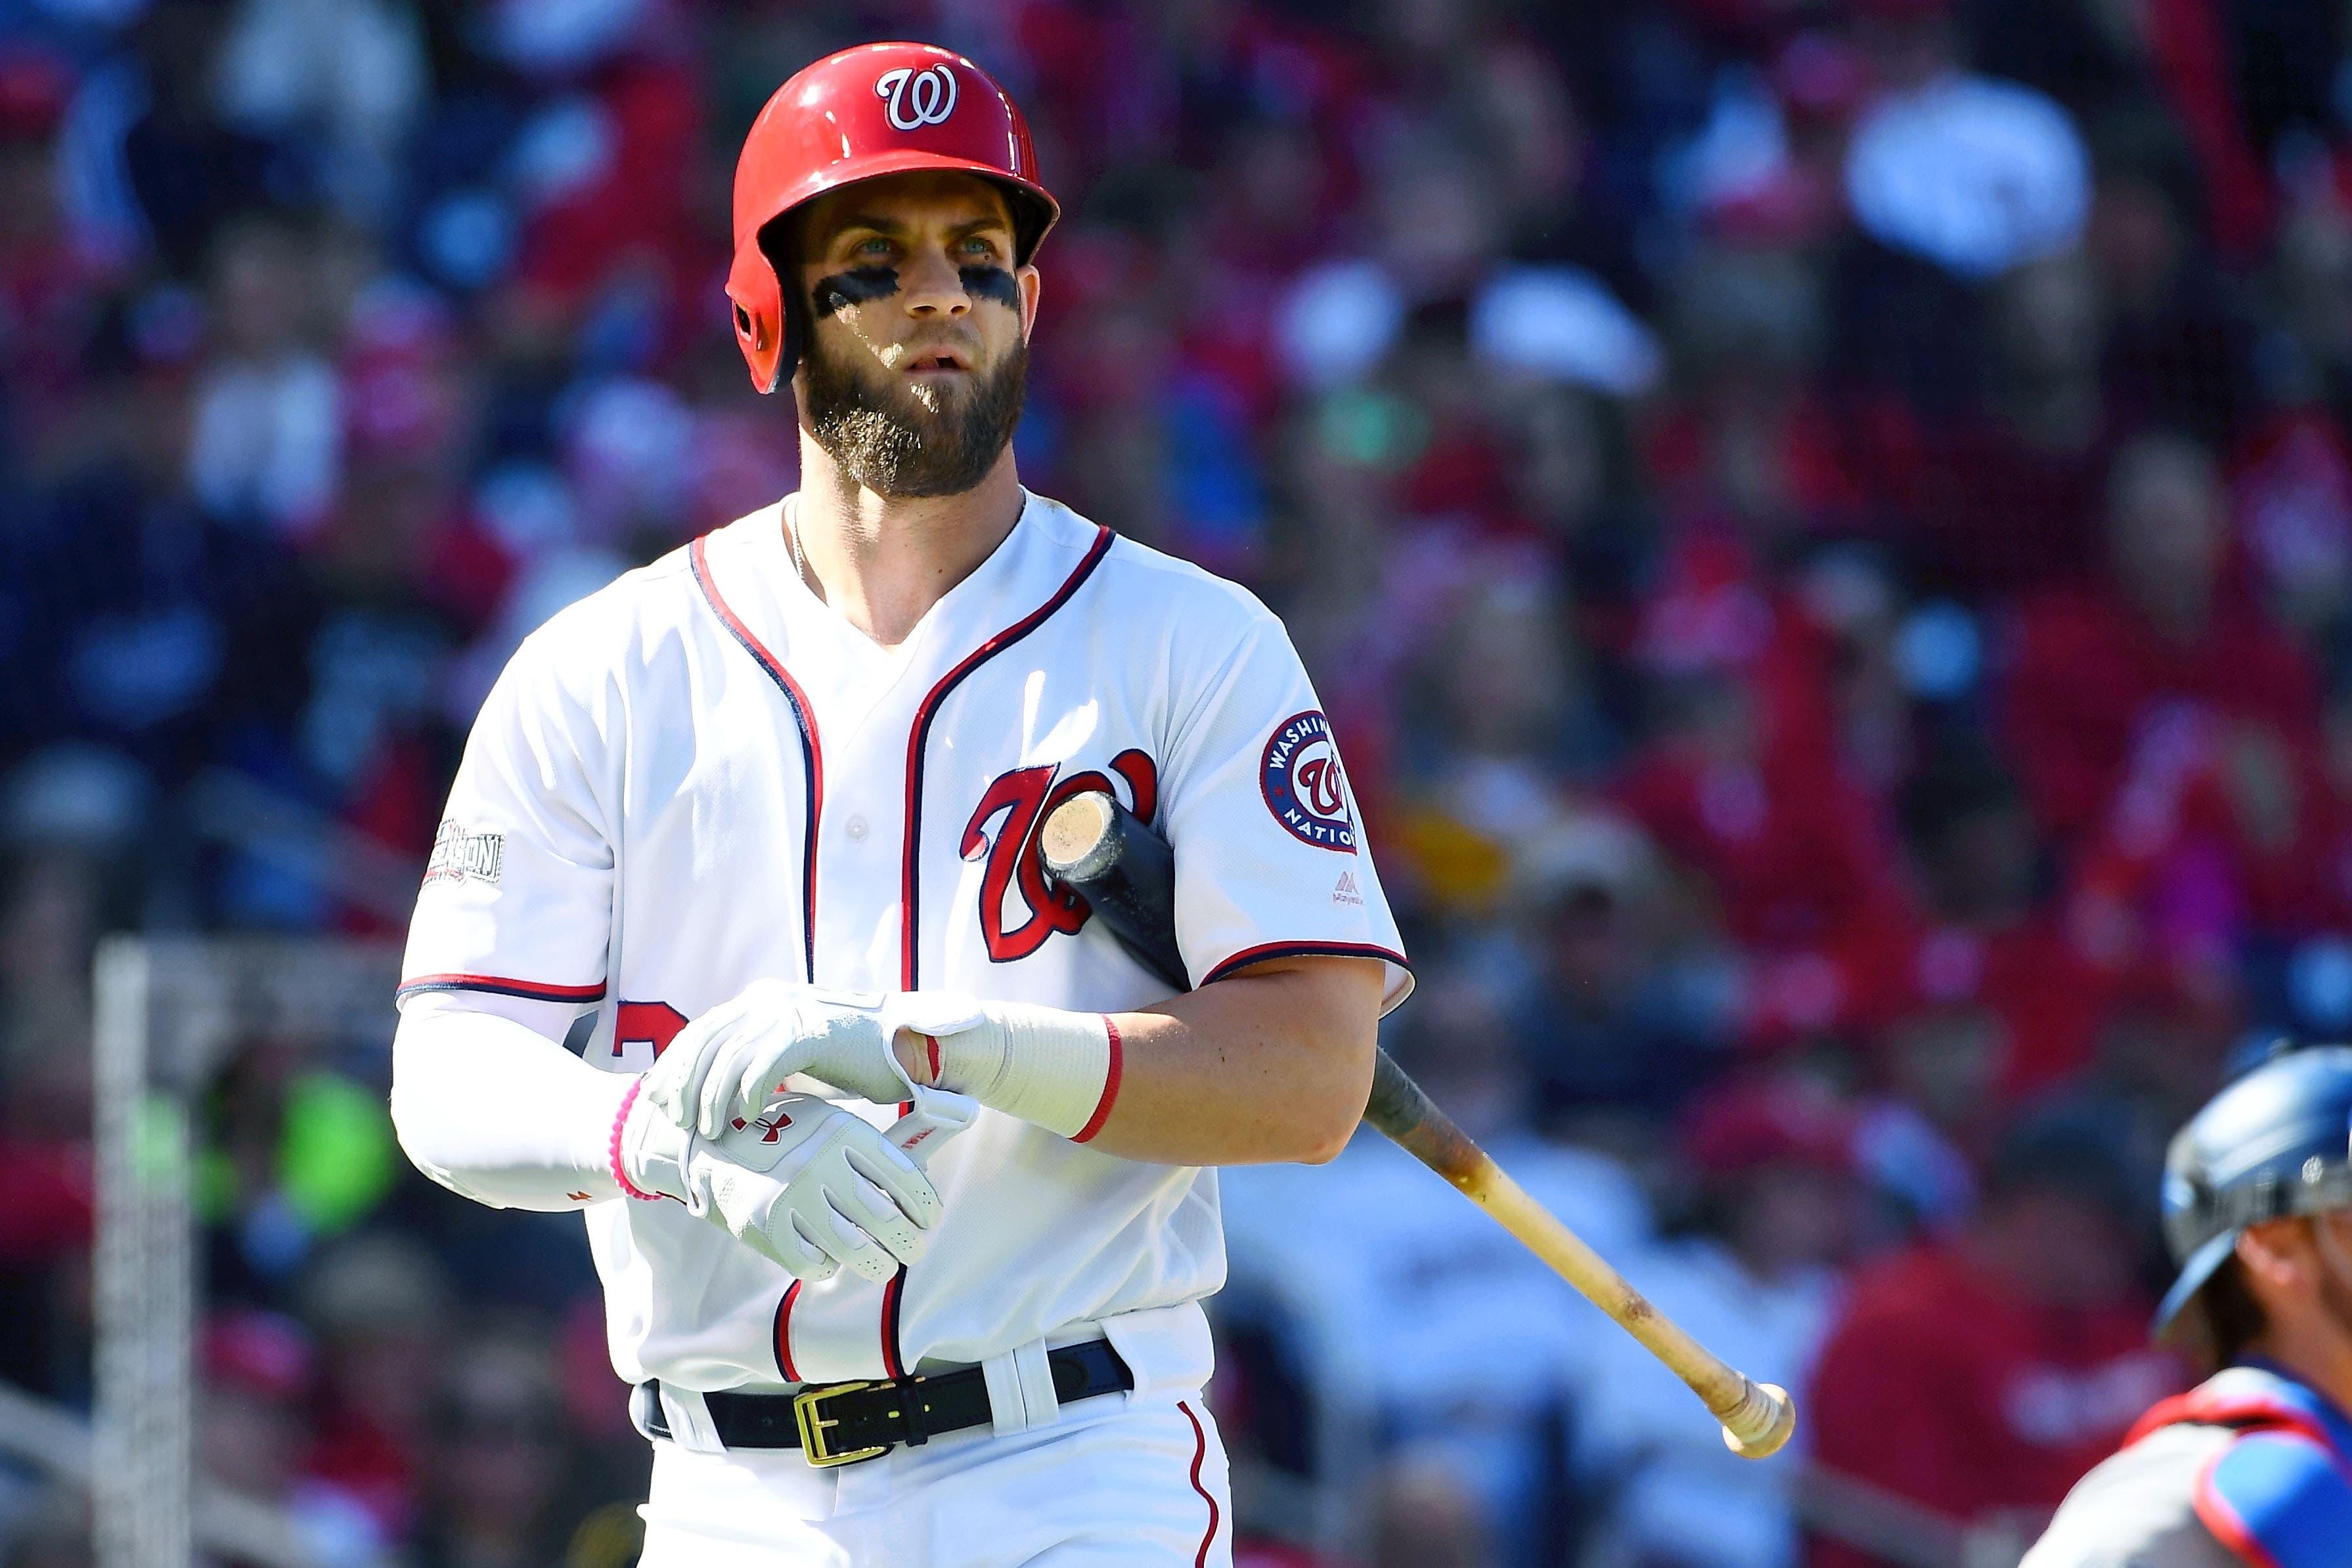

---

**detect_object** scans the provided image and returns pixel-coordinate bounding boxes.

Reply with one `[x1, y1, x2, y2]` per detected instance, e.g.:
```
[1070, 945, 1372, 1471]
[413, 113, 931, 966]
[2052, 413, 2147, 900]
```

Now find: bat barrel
[1038, 791, 1120, 882]
[1039, 793, 1187, 992]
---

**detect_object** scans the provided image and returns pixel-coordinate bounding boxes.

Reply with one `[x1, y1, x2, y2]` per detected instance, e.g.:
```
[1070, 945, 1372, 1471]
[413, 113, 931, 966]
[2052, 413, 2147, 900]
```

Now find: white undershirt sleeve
[389, 990, 633, 1211]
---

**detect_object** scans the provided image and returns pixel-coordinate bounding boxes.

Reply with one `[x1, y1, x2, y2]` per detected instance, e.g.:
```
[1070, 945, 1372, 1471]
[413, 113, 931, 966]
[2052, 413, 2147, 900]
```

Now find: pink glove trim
[610, 1078, 663, 1201]
[1071, 1016, 1122, 1144]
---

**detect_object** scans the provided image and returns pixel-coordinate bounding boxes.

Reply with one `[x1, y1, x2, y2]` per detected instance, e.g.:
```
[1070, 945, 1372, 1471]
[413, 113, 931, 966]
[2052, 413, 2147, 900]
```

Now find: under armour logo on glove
[876, 64, 957, 130]
[734, 1109, 793, 1144]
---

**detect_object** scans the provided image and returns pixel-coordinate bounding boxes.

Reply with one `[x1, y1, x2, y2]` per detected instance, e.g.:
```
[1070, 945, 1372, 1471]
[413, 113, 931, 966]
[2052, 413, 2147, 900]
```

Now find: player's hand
[618, 1087, 941, 1282]
[643, 980, 984, 1139]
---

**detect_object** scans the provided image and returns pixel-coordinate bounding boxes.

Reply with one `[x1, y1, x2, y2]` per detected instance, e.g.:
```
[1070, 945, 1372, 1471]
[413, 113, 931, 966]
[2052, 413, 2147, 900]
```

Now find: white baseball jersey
[399, 490, 1411, 1392]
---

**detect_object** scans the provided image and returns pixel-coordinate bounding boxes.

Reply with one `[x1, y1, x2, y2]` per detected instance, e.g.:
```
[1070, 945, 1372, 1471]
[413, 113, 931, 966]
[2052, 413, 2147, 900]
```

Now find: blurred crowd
[4, 0, 2352, 1565]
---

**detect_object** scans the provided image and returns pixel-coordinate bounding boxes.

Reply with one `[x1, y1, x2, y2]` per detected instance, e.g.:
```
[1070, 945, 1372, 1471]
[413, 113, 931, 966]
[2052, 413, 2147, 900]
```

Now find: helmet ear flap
[726, 240, 789, 395]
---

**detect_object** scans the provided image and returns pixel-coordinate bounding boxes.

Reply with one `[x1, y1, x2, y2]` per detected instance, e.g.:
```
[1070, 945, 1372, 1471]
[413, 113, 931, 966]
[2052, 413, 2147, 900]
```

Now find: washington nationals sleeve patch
[423, 819, 506, 886]
[1260, 710, 1358, 853]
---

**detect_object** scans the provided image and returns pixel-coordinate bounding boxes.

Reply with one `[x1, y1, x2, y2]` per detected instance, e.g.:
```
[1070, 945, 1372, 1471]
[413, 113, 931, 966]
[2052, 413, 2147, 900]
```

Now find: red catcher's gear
[724, 42, 1059, 394]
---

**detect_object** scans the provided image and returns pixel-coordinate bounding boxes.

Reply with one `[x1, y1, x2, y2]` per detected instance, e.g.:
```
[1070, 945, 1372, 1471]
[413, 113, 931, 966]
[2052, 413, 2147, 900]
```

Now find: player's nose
[899, 246, 971, 317]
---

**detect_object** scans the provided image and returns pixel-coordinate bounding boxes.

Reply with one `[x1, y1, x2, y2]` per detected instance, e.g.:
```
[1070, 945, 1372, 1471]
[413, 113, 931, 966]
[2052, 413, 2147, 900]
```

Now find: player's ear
[2235, 1217, 2317, 1295]
[1017, 264, 1040, 343]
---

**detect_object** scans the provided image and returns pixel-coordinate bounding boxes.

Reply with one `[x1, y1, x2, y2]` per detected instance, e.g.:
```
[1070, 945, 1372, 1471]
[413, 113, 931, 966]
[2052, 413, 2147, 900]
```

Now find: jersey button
[845, 815, 869, 842]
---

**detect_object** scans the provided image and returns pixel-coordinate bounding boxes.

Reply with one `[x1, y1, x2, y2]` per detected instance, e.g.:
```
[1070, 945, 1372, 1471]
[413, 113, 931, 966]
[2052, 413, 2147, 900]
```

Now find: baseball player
[386, 40, 1411, 1568]
[2020, 1045, 2352, 1568]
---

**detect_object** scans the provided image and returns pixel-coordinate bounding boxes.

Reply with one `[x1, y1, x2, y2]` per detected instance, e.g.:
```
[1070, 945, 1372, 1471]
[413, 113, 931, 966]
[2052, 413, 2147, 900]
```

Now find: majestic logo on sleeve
[962, 748, 1159, 965]
[422, 819, 504, 885]
[875, 64, 958, 130]
[1261, 710, 1358, 852]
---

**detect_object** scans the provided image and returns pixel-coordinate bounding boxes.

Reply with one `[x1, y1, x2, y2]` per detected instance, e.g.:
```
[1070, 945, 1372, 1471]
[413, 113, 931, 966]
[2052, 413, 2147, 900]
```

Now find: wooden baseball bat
[1038, 790, 1796, 1460]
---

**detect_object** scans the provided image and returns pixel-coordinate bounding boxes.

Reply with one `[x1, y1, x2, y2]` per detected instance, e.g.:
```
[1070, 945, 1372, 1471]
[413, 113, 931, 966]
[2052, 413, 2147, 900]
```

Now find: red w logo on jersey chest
[960, 748, 1158, 965]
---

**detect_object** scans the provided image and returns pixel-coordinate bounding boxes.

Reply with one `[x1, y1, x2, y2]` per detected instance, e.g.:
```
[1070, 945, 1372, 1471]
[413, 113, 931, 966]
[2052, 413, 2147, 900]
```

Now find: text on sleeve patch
[1260, 710, 1358, 853]
[423, 819, 506, 886]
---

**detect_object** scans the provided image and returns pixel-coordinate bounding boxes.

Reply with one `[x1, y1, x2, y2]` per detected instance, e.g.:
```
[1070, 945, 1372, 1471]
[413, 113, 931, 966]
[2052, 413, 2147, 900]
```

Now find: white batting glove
[886, 1082, 983, 1167]
[642, 980, 985, 1141]
[615, 1085, 942, 1282]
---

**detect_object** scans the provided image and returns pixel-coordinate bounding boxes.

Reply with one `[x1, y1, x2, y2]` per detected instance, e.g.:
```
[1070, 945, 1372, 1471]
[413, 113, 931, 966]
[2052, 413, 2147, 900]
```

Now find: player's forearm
[904, 957, 1382, 1165]
[389, 998, 632, 1210]
[1088, 958, 1382, 1164]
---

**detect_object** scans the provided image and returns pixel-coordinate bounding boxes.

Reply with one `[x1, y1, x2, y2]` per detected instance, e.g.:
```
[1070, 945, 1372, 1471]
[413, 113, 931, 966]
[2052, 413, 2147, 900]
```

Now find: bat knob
[1717, 1380, 1797, 1460]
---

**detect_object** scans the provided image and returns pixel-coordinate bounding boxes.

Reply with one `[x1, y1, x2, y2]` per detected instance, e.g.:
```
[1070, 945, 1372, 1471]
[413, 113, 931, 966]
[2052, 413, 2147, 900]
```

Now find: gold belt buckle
[792, 1382, 891, 1468]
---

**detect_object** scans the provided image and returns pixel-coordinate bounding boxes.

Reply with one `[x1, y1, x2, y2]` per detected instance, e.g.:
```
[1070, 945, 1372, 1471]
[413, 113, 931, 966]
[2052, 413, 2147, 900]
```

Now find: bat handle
[1713, 1378, 1798, 1460]
[1367, 1053, 1798, 1460]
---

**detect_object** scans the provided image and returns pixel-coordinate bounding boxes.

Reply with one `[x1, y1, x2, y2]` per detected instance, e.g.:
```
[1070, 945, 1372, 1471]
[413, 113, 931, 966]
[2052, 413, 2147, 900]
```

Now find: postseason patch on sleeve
[423, 819, 505, 886]
[1260, 710, 1359, 853]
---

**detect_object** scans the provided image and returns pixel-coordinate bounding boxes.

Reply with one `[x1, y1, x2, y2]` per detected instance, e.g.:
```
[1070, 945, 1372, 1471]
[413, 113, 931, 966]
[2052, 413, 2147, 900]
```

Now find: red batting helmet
[725, 42, 1060, 394]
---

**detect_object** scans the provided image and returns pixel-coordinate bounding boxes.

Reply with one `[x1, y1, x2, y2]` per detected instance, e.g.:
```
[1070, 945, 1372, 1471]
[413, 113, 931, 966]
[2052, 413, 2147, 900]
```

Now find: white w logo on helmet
[875, 64, 959, 131]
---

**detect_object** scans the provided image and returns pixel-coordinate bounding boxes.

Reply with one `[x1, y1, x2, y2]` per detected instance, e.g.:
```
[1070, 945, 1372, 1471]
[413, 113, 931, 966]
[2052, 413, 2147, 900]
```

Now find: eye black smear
[812, 267, 899, 316]
[959, 266, 1021, 309]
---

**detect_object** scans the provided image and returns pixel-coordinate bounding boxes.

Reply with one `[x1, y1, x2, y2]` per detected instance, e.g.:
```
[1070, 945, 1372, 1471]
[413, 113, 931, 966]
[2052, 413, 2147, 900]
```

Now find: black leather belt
[639, 1339, 1134, 1466]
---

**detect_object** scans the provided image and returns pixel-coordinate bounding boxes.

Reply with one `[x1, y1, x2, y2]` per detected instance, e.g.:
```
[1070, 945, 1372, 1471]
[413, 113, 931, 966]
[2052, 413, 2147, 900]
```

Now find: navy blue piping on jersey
[897, 523, 1115, 990]
[1197, 940, 1413, 988]
[395, 973, 608, 1004]
[688, 533, 824, 985]
[879, 1271, 907, 1381]
[773, 1279, 802, 1383]
[881, 522, 1111, 1387]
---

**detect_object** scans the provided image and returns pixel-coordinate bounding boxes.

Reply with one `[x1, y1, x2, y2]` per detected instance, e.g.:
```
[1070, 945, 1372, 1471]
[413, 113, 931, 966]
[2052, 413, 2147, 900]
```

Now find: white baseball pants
[635, 1389, 1233, 1567]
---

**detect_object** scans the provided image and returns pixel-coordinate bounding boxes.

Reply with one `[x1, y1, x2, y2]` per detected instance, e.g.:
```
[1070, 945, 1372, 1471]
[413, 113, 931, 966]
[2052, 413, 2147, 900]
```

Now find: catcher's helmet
[725, 42, 1059, 394]
[2154, 1043, 2352, 1344]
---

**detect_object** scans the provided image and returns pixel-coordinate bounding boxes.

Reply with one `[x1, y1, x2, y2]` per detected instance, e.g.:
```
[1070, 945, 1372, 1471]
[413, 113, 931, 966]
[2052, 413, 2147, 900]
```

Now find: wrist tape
[928, 1001, 1121, 1143]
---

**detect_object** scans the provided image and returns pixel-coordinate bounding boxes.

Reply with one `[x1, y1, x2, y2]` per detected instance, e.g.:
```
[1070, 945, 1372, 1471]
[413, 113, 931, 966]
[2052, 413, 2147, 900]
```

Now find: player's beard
[800, 330, 1028, 498]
